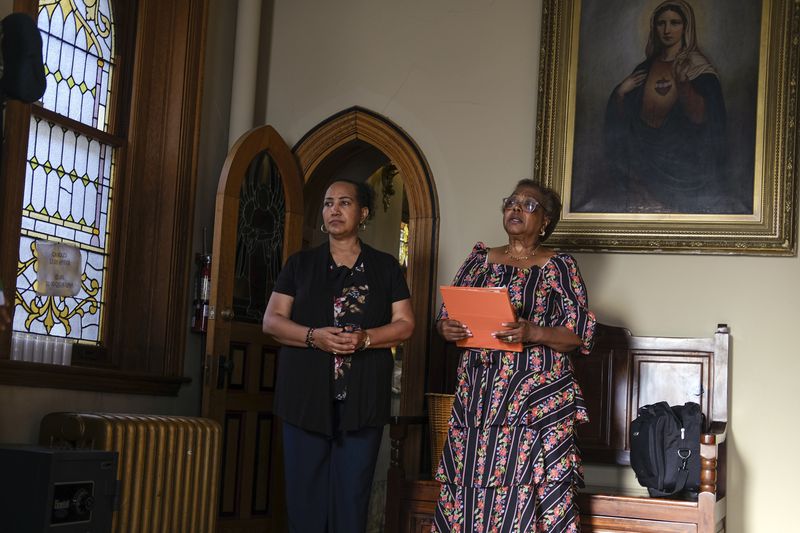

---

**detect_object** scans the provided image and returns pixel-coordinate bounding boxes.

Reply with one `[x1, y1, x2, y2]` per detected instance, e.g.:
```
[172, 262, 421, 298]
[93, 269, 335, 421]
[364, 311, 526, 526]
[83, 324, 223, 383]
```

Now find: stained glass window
[38, 0, 115, 130]
[398, 222, 409, 269]
[13, 0, 116, 344]
[232, 152, 285, 322]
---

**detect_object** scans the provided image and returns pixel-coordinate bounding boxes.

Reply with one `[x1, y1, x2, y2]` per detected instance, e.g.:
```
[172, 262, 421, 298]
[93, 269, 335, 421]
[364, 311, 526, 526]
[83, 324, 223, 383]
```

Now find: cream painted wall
[262, 1, 800, 531]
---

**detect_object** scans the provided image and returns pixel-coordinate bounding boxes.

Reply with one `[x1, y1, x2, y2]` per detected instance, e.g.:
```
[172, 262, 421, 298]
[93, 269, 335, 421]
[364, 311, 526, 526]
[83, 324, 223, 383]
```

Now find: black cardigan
[272, 242, 410, 436]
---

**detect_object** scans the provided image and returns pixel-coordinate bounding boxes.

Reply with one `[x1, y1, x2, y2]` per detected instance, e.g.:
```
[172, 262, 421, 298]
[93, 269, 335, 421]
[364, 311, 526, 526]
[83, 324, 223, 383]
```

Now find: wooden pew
[574, 324, 729, 532]
[385, 324, 730, 533]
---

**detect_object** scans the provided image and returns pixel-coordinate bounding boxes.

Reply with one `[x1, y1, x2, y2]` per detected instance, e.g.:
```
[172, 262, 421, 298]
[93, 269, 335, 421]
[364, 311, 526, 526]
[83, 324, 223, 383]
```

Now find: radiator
[39, 412, 221, 533]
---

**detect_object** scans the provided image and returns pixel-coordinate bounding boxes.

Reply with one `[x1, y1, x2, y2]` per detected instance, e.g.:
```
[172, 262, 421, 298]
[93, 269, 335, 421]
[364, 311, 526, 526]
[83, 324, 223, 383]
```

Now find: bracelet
[361, 331, 371, 350]
[305, 327, 317, 349]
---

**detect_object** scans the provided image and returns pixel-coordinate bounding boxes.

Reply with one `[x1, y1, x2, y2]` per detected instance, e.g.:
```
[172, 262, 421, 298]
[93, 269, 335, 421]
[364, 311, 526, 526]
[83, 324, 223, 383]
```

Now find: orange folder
[439, 286, 523, 352]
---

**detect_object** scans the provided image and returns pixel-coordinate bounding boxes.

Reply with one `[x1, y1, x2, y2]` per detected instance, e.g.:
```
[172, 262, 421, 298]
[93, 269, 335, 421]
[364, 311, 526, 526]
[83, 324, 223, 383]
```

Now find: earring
[539, 227, 546, 236]
[320, 223, 329, 234]
[359, 221, 367, 231]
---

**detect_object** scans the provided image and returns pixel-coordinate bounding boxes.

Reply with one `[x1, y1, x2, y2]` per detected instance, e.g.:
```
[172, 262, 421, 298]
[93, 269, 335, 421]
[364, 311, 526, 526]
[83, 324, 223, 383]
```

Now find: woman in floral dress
[433, 180, 596, 532]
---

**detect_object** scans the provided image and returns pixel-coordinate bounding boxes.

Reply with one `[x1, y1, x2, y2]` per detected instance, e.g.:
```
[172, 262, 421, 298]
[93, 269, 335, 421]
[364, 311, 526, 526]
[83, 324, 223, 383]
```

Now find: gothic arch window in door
[233, 151, 285, 322]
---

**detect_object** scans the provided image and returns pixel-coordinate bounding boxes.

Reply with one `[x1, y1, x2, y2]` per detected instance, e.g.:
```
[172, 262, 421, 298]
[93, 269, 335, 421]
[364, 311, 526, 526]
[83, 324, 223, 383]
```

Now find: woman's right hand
[312, 326, 359, 355]
[436, 319, 472, 342]
[616, 69, 647, 98]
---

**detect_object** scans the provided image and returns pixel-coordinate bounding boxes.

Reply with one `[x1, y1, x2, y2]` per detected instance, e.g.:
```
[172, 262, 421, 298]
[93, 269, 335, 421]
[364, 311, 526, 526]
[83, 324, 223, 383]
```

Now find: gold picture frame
[534, 0, 798, 255]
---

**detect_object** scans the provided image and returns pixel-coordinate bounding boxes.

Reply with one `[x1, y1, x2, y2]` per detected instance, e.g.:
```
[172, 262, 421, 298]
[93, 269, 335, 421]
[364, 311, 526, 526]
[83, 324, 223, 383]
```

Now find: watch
[362, 332, 371, 350]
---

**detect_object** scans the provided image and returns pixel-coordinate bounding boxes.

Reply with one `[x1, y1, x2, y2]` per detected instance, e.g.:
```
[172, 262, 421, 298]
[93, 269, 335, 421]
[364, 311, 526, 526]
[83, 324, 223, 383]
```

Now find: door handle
[219, 308, 234, 321]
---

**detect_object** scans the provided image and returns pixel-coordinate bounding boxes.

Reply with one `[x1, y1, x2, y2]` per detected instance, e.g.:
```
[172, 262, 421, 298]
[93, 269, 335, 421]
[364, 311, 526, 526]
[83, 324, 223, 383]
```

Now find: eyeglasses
[501, 196, 540, 213]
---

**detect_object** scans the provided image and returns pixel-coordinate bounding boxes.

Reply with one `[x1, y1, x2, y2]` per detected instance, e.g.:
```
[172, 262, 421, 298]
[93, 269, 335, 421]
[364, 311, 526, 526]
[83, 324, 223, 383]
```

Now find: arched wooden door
[202, 125, 303, 533]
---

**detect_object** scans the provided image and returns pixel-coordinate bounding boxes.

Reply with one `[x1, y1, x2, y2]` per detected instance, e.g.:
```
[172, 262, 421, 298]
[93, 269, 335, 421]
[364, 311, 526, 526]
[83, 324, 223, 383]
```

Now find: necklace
[504, 243, 540, 261]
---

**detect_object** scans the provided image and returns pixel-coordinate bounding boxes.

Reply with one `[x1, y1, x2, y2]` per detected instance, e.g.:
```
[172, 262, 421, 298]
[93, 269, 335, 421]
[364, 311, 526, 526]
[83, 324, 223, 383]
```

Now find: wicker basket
[425, 393, 455, 478]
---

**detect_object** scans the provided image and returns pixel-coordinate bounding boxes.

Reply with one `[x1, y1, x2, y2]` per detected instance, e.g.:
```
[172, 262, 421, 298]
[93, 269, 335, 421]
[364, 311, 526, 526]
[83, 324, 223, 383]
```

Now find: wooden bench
[385, 324, 730, 533]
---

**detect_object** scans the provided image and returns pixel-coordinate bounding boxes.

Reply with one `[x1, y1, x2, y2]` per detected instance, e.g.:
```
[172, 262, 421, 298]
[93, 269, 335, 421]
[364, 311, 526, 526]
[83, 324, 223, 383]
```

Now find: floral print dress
[432, 243, 596, 533]
[329, 257, 369, 400]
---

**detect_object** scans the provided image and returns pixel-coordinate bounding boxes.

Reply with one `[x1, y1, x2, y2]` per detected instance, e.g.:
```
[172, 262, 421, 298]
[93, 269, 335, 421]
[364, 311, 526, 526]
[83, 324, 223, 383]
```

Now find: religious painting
[535, 0, 798, 254]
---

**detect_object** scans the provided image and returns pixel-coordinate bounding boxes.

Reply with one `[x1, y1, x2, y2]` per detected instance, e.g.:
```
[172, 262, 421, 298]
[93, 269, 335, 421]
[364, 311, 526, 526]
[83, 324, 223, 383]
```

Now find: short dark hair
[513, 179, 561, 241]
[329, 179, 375, 220]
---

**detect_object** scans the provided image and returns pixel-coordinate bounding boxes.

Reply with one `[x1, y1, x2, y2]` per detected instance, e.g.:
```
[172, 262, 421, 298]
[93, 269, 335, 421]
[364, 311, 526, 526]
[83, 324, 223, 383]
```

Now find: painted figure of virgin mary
[604, 0, 728, 213]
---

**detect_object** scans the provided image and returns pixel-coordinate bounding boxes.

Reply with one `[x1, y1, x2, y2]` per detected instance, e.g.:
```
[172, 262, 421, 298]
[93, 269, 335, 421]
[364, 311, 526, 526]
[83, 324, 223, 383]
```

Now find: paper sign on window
[35, 241, 82, 297]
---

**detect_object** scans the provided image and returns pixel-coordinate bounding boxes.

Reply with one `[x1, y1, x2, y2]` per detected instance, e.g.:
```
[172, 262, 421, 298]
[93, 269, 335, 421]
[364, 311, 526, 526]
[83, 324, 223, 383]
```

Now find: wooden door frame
[203, 125, 303, 424]
[203, 125, 304, 532]
[293, 107, 439, 474]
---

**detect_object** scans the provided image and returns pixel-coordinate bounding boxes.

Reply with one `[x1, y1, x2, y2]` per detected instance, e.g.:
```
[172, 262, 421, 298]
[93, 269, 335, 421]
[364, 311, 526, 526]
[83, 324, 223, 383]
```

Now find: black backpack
[629, 401, 703, 498]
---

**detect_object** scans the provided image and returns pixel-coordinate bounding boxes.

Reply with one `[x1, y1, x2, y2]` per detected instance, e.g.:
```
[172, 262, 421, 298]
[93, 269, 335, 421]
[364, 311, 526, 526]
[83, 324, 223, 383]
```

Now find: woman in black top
[263, 179, 414, 533]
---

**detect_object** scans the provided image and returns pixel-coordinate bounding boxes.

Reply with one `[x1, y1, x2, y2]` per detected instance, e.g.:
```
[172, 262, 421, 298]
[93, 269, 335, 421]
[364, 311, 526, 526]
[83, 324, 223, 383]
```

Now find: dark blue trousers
[282, 401, 383, 533]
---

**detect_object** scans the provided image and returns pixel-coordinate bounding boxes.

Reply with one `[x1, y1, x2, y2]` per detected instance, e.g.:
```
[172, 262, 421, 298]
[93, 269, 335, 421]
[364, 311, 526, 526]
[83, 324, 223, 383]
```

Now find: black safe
[0, 445, 117, 532]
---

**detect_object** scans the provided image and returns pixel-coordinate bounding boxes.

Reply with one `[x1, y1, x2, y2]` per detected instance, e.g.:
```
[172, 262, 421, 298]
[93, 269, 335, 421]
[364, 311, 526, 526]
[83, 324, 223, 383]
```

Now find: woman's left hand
[337, 329, 368, 353]
[492, 319, 541, 345]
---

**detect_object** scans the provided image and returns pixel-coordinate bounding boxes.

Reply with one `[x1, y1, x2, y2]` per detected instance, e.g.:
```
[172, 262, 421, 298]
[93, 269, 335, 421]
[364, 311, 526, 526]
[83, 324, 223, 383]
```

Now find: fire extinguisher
[191, 252, 212, 334]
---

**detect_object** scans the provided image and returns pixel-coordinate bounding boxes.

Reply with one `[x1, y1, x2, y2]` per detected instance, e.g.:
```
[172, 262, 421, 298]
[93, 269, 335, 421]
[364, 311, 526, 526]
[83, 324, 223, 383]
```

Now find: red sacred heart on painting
[655, 78, 672, 96]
